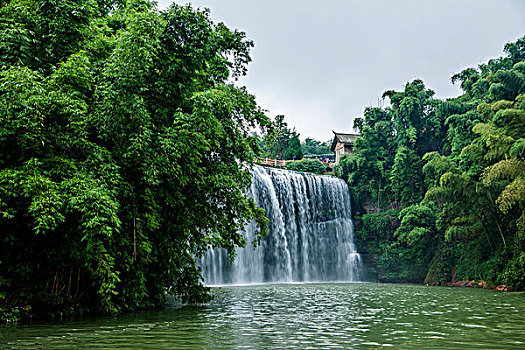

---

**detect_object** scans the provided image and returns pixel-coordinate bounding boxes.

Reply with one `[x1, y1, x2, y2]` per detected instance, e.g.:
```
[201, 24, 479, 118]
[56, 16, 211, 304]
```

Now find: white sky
[157, 0, 525, 141]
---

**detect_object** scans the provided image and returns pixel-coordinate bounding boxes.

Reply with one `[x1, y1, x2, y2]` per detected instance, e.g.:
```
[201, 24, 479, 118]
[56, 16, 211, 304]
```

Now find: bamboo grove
[338, 36, 525, 289]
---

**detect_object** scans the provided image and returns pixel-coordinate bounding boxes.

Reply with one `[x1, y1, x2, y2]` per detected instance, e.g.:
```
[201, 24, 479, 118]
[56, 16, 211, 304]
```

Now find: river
[1, 283, 523, 349]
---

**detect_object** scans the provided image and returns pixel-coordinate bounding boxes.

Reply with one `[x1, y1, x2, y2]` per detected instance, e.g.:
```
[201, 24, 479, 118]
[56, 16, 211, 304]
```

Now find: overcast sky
[157, 0, 525, 141]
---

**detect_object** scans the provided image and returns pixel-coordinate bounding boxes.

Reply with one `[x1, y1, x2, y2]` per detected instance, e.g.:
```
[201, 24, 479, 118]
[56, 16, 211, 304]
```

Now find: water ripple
[1, 283, 524, 349]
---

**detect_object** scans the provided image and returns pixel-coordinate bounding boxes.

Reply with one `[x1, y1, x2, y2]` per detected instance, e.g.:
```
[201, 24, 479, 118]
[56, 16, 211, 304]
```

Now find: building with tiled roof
[330, 131, 359, 164]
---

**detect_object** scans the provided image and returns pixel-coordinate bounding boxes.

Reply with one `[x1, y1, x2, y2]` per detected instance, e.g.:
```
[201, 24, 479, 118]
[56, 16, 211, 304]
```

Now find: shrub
[286, 159, 327, 174]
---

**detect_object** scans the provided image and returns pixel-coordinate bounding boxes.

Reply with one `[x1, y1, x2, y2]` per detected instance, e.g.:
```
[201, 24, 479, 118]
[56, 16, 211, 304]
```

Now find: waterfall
[199, 166, 363, 285]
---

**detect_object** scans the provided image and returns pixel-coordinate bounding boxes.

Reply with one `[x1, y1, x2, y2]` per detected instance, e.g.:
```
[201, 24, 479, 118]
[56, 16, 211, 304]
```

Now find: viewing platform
[255, 157, 336, 171]
[255, 157, 287, 168]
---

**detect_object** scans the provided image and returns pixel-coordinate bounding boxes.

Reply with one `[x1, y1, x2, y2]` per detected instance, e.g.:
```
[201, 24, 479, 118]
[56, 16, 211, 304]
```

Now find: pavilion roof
[330, 131, 359, 151]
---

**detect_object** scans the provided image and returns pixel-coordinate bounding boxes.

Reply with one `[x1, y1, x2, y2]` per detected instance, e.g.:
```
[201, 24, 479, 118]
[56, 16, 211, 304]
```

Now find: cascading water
[199, 166, 363, 285]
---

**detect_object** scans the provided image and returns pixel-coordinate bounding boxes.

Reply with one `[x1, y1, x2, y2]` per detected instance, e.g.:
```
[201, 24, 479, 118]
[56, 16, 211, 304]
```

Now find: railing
[255, 157, 287, 168]
[255, 157, 339, 171]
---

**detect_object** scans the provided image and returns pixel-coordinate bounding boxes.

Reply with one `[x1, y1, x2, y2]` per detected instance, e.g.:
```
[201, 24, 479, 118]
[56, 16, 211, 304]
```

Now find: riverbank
[426, 280, 513, 292]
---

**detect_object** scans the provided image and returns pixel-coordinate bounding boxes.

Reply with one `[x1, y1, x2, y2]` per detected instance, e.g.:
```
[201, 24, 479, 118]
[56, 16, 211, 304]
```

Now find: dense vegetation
[0, 0, 271, 321]
[337, 36, 525, 288]
[301, 137, 331, 156]
[286, 158, 326, 174]
[258, 114, 303, 160]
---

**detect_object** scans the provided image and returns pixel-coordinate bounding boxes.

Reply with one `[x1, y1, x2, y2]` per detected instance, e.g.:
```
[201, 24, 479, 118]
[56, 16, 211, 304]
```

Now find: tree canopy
[338, 36, 525, 288]
[0, 0, 270, 320]
[302, 138, 331, 155]
[259, 115, 303, 160]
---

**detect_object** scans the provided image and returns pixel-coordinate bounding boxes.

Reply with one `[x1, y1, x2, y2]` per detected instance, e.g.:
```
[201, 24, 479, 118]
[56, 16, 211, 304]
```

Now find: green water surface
[1, 283, 524, 349]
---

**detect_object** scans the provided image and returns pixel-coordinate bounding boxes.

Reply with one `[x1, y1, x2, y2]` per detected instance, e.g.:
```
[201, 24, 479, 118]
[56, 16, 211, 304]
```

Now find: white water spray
[199, 166, 363, 285]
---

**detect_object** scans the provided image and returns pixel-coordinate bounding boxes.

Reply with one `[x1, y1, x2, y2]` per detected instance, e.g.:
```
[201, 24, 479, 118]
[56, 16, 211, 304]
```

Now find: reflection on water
[1, 283, 524, 349]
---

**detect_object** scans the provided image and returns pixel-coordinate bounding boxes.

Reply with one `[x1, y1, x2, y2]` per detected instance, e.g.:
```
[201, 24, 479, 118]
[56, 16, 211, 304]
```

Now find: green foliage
[391, 146, 424, 205]
[354, 210, 400, 249]
[338, 35, 525, 289]
[504, 36, 525, 64]
[395, 204, 437, 246]
[422, 152, 452, 188]
[337, 80, 442, 214]
[335, 107, 396, 213]
[374, 204, 438, 282]
[302, 138, 331, 155]
[284, 134, 303, 160]
[260, 115, 303, 160]
[423, 41, 525, 288]
[502, 252, 525, 290]
[352, 210, 399, 280]
[286, 158, 326, 174]
[0, 0, 270, 320]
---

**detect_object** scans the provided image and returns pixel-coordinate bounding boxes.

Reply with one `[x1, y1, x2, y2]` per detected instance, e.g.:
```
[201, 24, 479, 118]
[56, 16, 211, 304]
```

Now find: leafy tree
[262, 115, 303, 160]
[425, 58, 525, 287]
[302, 137, 331, 155]
[336, 107, 396, 213]
[0, 0, 269, 319]
[284, 134, 303, 160]
[380, 204, 438, 282]
[339, 36, 525, 289]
